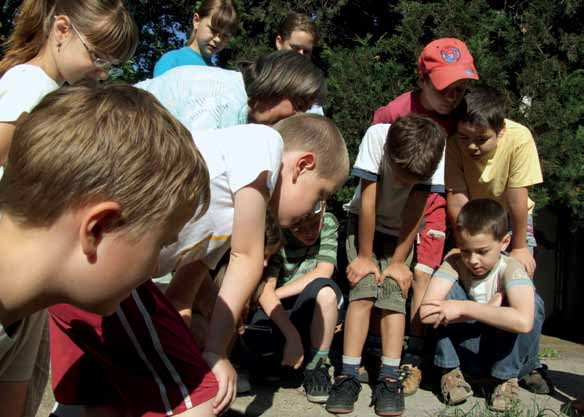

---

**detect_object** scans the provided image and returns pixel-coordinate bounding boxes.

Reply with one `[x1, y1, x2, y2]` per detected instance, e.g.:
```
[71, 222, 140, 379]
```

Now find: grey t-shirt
[0, 310, 46, 382]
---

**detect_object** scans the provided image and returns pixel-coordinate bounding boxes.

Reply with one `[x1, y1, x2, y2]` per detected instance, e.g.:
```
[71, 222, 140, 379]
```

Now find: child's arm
[382, 189, 427, 297]
[165, 260, 209, 326]
[446, 191, 469, 228]
[0, 122, 16, 165]
[275, 262, 334, 300]
[258, 277, 304, 369]
[506, 186, 535, 277]
[346, 179, 381, 286]
[204, 172, 269, 415]
[419, 276, 455, 325]
[422, 284, 535, 334]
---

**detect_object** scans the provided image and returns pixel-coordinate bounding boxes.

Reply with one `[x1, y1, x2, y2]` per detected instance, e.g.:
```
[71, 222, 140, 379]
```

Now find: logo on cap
[440, 47, 461, 64]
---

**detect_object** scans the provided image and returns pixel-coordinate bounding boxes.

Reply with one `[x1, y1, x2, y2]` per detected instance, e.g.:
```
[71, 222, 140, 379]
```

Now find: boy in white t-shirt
[326, 115, 446, 416]
[49, 114, 350, 417]
[420, 199, 544, 411]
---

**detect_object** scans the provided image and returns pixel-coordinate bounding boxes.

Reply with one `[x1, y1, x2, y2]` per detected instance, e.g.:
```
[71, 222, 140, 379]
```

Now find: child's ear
[500, 233, 511, 252]
[52, 15, 72, 45]
[275, 35, 284, 50]
[192, 13, 201, 30]
[79, 202, 122, 261]
[293, 152, 316, 181]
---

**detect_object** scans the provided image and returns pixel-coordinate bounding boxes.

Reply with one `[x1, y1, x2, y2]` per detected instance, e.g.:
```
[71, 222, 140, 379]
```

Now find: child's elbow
[515, 317, 534, 334]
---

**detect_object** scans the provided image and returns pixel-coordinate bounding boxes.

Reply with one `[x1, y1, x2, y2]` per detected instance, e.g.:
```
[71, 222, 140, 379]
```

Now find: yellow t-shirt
[445, 119, 543, 212]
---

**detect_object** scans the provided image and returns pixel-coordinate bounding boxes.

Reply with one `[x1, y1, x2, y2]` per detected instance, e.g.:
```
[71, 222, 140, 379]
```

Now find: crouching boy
[421, 199, 544, 411]
[249, 206, 342, 403]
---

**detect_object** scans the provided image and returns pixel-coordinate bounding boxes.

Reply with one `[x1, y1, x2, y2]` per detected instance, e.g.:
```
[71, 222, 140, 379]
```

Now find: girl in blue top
[154, 0, 238, 76]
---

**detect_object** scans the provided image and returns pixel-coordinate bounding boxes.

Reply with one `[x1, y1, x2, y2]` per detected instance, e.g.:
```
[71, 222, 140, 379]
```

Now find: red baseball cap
[417, 38, 479, 91]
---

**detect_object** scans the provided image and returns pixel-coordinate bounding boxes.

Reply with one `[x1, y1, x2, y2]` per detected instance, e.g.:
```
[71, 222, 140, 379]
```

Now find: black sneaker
[303, 360, 332, 403]
[371, 377, 405, 416]
[325, 375, 362, 414]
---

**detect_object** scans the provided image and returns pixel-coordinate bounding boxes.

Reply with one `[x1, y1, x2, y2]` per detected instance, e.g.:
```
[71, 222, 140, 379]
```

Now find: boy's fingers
[213, 380, 227, 408]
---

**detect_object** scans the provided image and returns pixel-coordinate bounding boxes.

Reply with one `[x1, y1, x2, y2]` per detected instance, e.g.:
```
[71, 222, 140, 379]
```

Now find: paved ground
[36, 335, 584, 417]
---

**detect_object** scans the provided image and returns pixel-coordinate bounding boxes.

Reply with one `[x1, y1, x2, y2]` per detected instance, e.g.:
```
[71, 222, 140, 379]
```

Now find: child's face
[289, 201, 325, 245]
[276, 30, 315, 57]
[458, 230, 510, 277]
[391, 163, 423, 187]
[69, 205, 193, 315]
[248, 97, 298, 125]
[270, 152, 338, 229]
[55, 18, 111, 83]
[420, 78, 468, 115]
[457, 122, 501, 161]
[192, 14, 231, 59]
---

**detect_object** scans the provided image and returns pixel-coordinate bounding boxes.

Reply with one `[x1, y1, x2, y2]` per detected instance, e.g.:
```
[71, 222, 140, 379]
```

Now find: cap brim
[429, 65, 479, 91]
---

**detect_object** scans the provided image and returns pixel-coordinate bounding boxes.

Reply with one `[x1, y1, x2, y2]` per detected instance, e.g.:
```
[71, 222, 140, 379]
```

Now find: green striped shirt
[267, 213, 339, 287]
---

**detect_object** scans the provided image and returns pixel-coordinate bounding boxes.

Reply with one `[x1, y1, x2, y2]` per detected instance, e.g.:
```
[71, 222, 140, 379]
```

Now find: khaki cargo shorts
[346, 214, 413, 313]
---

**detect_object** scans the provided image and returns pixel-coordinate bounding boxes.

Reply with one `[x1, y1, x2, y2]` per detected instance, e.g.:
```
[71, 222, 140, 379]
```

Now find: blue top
[153, 47, 208, 77]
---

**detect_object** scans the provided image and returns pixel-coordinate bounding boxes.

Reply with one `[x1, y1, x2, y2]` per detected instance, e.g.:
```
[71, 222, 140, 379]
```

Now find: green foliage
[437, 399, 561, 417]
[1, 0, 582, 224]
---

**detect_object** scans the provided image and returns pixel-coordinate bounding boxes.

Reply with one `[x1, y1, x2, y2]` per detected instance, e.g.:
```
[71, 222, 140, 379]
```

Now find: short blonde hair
[0, 83, 210, 235]
[274, 114, 349, 187]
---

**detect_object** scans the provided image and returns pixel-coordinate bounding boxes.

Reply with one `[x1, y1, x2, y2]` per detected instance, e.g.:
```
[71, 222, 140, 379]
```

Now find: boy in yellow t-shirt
[446, 87, 542, 278]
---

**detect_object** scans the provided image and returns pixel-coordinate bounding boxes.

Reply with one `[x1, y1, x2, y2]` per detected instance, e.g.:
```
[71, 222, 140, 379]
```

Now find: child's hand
[168, 297, 193, 327]
[282, 331, 304, 369]
[203, 351, 237, 415]
[509, 247, 536, 277]
[421, 300, 463, 328]
[382, 261, 413, 297]
[488, 291, 505, 307]
[347, 256, 380, 287]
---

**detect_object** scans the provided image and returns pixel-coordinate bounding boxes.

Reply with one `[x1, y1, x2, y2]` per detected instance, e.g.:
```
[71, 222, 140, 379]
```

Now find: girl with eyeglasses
[0, 0, 139, 166]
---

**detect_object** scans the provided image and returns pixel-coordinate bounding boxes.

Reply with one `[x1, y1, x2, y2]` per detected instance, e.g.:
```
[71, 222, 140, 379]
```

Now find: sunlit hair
[240, 50, 326, 111]
[384, 114, 446, 182]
[454, 86, 506, 134]
[277, 12, 319, 45]
[188, 0, 238, 44]
[0, 83, 210, 236]
[0, 0, 138, 76]
[274, 113, 349, 186]
[456, 199, 509, 241]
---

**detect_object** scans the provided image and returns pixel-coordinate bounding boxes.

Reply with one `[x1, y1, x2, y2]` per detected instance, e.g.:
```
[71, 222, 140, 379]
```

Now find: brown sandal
[441, 368, 473, 405]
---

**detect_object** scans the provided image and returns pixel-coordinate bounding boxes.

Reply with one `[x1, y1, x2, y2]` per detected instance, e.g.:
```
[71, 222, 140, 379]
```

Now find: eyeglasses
[291, 200, 326, 232]
[70, 22, 115, 72]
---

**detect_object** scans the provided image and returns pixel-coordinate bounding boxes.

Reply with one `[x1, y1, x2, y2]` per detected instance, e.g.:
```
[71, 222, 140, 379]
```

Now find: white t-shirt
[158, 124, 283, 274]
[434, 254, 533, 304]
[0, 64, 59, 177]
[135, 65, 248, 134]
[345, 124, 444, 236]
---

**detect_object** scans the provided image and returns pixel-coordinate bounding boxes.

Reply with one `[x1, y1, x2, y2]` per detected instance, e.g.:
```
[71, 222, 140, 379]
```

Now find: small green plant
[437, 400, 561, 417]
[539, 346, 561, 359]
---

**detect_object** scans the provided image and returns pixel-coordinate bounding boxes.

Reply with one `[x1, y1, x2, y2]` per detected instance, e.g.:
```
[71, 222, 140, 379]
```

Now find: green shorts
[346, 215, 413, 313]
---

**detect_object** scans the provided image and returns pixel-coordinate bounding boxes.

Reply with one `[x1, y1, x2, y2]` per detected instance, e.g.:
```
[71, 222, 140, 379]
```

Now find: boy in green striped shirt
[250, 203, 343, 404]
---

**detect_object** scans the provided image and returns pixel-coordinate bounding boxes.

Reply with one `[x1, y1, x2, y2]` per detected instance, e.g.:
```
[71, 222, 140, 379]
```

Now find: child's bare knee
[316, 286, 337, 308]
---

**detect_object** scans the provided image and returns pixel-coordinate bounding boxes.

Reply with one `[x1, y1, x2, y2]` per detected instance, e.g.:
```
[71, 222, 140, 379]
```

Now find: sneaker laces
[370, 378, 402, 406]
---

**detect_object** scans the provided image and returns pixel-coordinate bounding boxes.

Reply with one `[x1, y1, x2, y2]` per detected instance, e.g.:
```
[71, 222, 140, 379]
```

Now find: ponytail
[0, 0, 55, 76]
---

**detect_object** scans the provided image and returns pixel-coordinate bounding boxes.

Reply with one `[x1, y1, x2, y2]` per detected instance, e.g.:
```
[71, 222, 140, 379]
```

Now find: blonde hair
[0, 0, 138, 76]
[0, 83, 210, 235]
[274, 114, 349, 186]
[188, 0, 239, 44]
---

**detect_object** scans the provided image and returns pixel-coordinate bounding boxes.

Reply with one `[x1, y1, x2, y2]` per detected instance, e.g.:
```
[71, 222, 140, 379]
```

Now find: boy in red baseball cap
[371, 38, 478, 396]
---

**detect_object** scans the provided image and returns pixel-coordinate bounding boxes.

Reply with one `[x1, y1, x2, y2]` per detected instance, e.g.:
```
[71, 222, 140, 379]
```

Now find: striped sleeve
[316, 213, 339, 266]
[502, 256, 534, 289]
